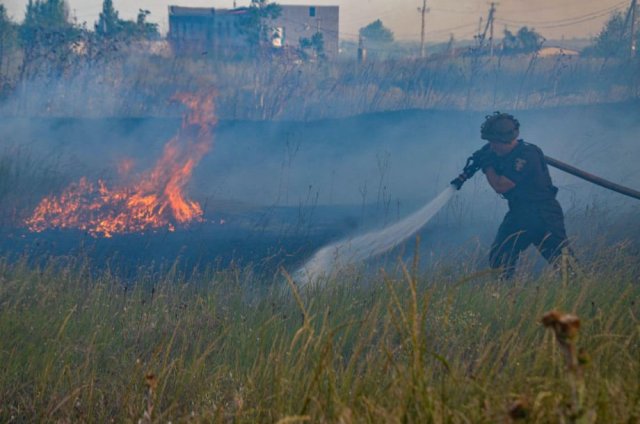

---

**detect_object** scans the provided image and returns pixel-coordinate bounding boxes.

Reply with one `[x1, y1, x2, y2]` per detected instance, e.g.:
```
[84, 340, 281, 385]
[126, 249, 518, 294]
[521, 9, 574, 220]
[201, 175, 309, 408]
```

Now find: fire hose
[543, 156, 640, 201]
[451, 152, 640, 201]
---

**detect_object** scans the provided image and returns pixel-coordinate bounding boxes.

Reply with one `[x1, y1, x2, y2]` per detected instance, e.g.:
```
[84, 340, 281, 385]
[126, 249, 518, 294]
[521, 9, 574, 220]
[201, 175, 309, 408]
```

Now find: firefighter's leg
[536, 232, 569, 263]
[534, 202, 575, 272]
[489, 216, 532, 280]
[536, 231, 577, 278]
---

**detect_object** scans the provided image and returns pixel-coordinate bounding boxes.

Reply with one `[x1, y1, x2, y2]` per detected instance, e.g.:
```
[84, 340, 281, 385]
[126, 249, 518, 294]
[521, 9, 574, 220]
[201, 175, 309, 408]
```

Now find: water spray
[296, 149, 640, 286]
[295, 186, 456, 284]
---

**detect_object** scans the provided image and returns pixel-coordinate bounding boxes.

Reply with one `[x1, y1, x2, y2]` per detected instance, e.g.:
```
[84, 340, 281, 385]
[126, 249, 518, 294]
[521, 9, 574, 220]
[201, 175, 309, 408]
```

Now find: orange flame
[26, 92, 217, 238]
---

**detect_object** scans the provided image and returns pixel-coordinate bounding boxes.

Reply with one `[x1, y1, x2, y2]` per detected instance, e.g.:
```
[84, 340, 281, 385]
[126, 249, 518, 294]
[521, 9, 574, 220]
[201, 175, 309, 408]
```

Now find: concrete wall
[168, 7, 248, 55]
[274, 5, 339, 57]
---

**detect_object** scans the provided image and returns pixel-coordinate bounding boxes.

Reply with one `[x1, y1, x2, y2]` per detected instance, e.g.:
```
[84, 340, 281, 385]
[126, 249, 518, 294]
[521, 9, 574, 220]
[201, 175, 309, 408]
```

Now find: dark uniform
[489, 140, 569, 279]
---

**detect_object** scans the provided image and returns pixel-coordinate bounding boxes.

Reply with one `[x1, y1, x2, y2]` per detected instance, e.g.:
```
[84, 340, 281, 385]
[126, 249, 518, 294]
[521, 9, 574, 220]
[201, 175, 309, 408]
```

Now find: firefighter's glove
[471, 144, 498, 173]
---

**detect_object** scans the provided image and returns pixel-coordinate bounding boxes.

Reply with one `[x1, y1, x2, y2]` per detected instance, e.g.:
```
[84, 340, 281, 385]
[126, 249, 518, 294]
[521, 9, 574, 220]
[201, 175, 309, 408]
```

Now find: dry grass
[0, 242, 638, 422]
[3, 53, 639, 120]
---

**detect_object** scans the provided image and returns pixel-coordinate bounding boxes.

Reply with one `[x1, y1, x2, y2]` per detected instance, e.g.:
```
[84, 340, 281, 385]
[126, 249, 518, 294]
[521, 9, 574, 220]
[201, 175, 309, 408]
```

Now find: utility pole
[476, 17, 483, 48]
[418, 0, 429, 58]
[631, 0, 637, 58]
[487, 2, 497, 57]
[478, 3, 497, 56]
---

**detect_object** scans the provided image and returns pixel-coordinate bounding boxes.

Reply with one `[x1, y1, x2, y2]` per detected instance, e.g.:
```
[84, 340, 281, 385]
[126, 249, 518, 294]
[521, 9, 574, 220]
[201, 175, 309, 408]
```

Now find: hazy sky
[2, 0, 629, 41]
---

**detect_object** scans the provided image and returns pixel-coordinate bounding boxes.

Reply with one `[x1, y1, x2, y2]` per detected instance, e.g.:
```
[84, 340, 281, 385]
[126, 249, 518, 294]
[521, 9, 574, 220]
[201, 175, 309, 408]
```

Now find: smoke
[294, 186, 456, 284]
[0, 100, 639, 275]
[2, 102, 638, 215]
[0, 28, 638, 276]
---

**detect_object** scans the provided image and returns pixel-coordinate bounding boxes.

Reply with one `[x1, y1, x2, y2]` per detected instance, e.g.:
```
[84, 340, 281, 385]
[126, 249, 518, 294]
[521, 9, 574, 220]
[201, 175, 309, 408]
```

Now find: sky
[2, 0, 631, 42]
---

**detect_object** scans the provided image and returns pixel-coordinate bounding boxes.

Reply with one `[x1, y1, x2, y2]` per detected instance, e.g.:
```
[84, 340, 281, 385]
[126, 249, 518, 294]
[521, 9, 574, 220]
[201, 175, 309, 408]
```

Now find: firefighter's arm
[484, 167, 515, 194]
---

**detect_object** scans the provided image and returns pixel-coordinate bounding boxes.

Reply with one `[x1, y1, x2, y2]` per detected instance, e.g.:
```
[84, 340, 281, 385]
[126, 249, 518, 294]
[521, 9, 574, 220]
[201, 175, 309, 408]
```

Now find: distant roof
[279, 4, 339, 8]
[168, 6, 249, 17]
[538, 46, 579, 57]
[278, 3, 340, 8]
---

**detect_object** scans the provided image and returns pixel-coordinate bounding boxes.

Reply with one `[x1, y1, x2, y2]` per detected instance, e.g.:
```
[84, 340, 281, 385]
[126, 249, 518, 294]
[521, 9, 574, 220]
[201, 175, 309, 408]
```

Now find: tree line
[1, 0, 637, 71]
[0, 0, 637, 105]
[0, 0, 160, 97]
[357, 14, 639, 58]
[0, 0, 285, 92]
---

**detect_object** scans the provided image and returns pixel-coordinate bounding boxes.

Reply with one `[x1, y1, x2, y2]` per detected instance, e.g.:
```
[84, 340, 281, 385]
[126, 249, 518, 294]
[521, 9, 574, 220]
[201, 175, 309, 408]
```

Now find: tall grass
[1, 243, 638, 422]
[0, 146, 69, 228]
[2, 52, 638, 120]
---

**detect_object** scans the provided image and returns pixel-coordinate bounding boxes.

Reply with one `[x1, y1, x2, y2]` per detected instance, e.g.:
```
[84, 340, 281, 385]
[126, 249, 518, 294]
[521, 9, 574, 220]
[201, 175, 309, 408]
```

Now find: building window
[309, 7, 316, 17]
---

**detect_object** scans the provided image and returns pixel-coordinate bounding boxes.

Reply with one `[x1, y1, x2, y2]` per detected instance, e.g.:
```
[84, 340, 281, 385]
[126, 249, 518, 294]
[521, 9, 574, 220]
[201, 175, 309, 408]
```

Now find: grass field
[1, 99, 639, 422]
[1, 241, 638, 423]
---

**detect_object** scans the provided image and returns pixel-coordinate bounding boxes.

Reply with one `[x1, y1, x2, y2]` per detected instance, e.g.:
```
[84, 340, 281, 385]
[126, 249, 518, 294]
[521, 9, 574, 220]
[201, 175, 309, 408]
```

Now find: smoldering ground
[0, 100, 639, 278]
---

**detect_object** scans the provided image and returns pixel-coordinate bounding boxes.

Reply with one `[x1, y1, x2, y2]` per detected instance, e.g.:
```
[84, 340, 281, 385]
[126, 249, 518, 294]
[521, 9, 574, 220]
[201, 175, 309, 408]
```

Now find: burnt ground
[1, 101, 639, 279]
[0, 204, 491, 281]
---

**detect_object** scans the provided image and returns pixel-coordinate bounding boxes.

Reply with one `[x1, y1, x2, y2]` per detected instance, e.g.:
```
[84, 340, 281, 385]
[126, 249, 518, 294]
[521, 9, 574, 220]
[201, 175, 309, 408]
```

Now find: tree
[240, 0, 282, 51]
[299, 31, 325, 60]
[502, 26, 544, 54]
[0, 5, 18, 77]
[21, 0, 73, 39]
[582, 11, 636, 57]
[95, 1, 158, 42]
[359, 19, 394, 44]
[95, 0, 120, 39]
[19, 0, 79, 77]
[124, 9, 159, 40]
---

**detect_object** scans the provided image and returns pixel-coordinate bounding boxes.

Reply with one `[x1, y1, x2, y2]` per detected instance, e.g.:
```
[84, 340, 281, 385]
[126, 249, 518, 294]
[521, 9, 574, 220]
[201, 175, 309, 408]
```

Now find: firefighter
[473, 112, 570, 279]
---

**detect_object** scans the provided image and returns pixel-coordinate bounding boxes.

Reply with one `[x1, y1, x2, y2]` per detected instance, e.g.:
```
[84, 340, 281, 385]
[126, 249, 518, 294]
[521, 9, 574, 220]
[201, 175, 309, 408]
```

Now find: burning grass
[25, 91, 217, 238]
[0, 244, 638, 422]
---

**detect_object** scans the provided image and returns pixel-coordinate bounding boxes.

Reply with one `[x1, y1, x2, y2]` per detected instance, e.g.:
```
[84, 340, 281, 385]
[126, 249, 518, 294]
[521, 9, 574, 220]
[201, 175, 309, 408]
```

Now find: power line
[496, 7, 626, 29]
[427, 22, 478, 36]
[379, 18, 494, 39]
[339, 6, 406, 26]
[499, 0, 625, 14]
[278, 10, 446, 42]
[496, 1, 627, 26]
[429, 7, 477, 15]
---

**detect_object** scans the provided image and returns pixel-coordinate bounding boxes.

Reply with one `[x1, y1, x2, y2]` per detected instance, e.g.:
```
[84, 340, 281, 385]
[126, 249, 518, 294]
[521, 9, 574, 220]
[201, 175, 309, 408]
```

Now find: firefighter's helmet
[481, 112, 520, 143]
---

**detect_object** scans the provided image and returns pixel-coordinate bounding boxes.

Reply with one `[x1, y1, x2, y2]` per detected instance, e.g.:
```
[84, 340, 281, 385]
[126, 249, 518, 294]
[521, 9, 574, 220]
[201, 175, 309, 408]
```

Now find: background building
[167, 4, 339, 58]
[273, 5, 339, 57]
[168, 6, 249, 56]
